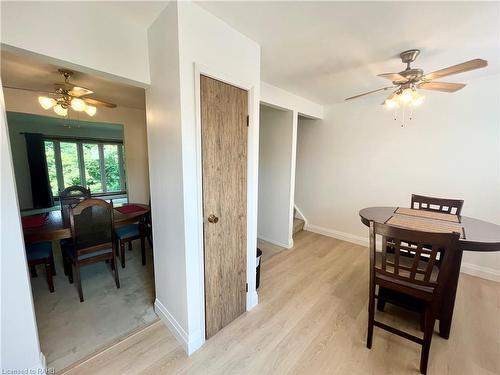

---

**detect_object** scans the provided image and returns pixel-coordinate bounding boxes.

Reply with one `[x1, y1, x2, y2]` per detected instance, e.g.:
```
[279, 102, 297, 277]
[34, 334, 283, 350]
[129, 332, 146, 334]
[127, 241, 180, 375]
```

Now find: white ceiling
[197, 1, 500, 105]
[1, 49, 146, 110]
[92, 1, 169, 28]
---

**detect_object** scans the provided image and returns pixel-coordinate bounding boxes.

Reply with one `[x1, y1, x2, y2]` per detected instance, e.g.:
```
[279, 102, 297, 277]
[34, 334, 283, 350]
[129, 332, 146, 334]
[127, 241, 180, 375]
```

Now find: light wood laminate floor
[64, 231, 500, 375]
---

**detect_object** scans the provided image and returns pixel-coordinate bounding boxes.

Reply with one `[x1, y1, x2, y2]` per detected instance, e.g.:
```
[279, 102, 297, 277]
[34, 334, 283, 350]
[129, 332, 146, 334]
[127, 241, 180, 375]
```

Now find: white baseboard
[257, 235, 293, 249]
[154, 299, 204, 355]
[305, 224, 369, 247]
[247, 290, 259, 311]
[461, 262, 500, 283]
[305, 224, 500, 283]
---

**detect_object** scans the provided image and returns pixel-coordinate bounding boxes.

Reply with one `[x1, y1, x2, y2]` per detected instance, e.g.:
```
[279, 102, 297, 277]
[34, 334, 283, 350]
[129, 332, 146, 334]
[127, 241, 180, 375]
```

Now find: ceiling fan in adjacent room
[345, 49, 488, 122]
[4, 69, 117, 117]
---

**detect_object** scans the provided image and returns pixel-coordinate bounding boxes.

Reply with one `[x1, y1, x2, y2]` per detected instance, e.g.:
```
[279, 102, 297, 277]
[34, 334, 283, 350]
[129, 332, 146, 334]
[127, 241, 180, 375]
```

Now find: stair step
[293, 218, 305, 235]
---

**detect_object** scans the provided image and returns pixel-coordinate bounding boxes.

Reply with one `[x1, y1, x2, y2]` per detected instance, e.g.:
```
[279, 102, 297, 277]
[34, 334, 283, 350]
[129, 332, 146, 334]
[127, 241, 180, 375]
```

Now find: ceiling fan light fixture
[399, 88, 414, 104]
[410, 93, 425, 107]
[54, 104, 68, 117]
[384, 98, 399, 109]
[38, 96, 56, 110]
[85, 105, 97, 117]
[71, 98, 86, 112]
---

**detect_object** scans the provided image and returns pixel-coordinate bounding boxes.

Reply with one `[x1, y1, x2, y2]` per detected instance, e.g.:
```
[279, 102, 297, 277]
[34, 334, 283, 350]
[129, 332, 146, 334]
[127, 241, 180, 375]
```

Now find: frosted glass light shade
[38, 96, 56, 110]
[71, 98, 86, 112]
[85, 105, 97, 116]
[54, 104, 68, 116]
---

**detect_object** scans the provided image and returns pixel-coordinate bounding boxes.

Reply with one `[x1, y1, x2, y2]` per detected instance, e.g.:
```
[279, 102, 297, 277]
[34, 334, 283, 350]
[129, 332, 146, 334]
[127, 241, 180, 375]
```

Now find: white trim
[193, 62, 259, 342]
[305, 224, 369, 247]
[154, 299, 204, 355]
[294, 205, 308, 226]
[461, 263, 500, 283]
[286, 111, 299, 247]
[258, 236, 294, 249]
[154, 299, 188, 352]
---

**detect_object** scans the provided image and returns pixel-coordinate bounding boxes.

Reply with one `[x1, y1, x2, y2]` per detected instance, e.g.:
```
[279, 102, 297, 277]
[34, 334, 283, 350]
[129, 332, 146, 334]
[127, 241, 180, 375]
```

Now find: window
[44, 138, 126, 197]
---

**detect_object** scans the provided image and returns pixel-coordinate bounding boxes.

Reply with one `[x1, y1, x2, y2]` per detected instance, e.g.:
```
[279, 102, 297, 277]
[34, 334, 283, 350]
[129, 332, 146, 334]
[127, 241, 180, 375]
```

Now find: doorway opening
[1, 48, 156, 371]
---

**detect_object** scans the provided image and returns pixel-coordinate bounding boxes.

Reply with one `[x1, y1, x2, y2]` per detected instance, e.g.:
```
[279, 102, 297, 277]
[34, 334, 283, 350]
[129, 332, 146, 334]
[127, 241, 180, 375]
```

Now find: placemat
[22, 214, 47, 228]
[386, 215, 465, 239]
[395, 207, 460, 223]
[115, 204, 147, 214]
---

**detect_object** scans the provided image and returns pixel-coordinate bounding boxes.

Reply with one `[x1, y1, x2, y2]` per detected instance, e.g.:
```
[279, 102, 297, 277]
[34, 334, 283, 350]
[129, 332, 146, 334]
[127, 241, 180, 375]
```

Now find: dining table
[22, 203, 150, 243]
[359, 206, 500, 339]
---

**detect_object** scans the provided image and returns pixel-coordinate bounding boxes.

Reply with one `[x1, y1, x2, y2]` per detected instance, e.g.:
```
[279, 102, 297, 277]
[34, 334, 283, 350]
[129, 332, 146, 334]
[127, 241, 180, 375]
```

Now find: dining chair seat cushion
[26, 242, 52, 261]
[62, 244, 112, 261]
[115, 224, 140, 240]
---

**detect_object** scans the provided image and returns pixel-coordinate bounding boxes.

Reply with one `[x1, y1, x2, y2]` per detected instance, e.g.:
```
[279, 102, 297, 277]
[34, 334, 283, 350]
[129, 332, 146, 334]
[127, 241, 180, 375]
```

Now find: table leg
[438, 249, 463, 339]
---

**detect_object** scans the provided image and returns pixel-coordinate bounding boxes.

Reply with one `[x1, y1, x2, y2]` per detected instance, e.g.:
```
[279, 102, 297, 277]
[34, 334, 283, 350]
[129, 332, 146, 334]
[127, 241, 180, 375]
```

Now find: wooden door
[201, 75, 248, 339]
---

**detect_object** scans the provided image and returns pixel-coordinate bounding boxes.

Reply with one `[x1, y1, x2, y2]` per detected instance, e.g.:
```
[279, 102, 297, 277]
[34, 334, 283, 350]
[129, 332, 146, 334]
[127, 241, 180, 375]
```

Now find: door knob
[208, 214, 219, 224]
[207, 214, 219, 224]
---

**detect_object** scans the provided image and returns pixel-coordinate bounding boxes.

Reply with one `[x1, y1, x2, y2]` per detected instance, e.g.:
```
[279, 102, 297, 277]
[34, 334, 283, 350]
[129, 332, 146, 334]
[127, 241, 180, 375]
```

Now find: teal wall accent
[6, 111, 124, 209]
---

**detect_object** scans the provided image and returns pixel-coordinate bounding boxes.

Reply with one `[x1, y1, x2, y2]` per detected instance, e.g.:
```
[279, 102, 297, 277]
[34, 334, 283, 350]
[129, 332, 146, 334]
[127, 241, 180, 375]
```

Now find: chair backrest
[411, 194, 464, 216]
[60, 186, 91, 221]
[369, 221, 460, 296]
[69, 199, 114, 256]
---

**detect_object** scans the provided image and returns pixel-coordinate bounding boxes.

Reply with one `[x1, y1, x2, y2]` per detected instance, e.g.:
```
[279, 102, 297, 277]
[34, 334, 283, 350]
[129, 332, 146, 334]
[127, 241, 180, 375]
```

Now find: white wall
[295, 75, 500, 281]
[146, 0, 189, 350]
[3, 88, 150, 205]
[1, 2, 150, 85]
[261, 81, 324, 120]
[0, 80, 44, 371]
[258, 105, 295, 247]
[147, 0, 261, 354]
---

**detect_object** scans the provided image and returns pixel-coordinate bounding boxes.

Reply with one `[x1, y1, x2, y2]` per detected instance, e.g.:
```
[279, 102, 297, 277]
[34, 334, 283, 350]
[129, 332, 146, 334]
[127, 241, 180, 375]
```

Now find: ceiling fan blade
[83, 97, 117, 108]
[423, 59, 487, 81]
[2, 85, 54, 94]
[419, 81, 466, 92]
[69, 86, 94, 97]
[377, 73, 408, 83]
[345, 86, 394, 101]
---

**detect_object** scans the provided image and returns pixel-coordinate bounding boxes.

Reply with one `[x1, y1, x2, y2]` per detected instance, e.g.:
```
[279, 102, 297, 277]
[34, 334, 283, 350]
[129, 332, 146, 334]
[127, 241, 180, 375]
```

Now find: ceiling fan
[345, 49, 488, 109]
[4, 69, 117, 117]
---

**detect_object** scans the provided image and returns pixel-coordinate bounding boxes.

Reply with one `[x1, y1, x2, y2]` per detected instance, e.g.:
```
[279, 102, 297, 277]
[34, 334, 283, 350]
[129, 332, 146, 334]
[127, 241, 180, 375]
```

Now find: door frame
[194, 62, 259, 343]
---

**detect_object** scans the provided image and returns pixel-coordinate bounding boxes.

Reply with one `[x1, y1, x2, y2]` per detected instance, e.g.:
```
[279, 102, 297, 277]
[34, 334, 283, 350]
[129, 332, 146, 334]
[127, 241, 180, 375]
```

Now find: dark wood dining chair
[62, 198, 120, 302]
[367, 221, 460, 374]
[59, 185, 91, 222]
[411, 194, 464, 216]
[25, 241, 56, 293]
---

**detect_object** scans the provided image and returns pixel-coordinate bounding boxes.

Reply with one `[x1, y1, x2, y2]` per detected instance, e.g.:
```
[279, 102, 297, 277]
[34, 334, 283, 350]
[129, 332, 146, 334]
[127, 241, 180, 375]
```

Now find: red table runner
[115, 204, 147, 214]
[22, 214, 47, 228]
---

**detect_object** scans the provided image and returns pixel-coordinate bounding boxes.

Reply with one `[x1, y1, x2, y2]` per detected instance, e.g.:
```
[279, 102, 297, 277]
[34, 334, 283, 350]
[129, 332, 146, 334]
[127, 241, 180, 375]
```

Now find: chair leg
[120, 241, 125, 268]
[420, 307, 434, 374]
[63, 256, 68, 276]
[141, 236, 146, 266]
[73, 263, 84, 302]
[367, 282, 376, 349]
[113, 255, 120, 289]
[45, 261, 55, 293]
[128, 241, 132, 251]
[50, 254, 56, 276]
[30, 266, 38, 278]
[147, 233, 153, 249]
[67, 259, 74, 284]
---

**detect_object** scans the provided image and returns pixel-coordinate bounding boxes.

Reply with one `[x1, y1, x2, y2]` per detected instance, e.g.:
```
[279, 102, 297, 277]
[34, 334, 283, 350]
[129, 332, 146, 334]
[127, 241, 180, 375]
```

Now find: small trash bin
[256, 248, 262, 289]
